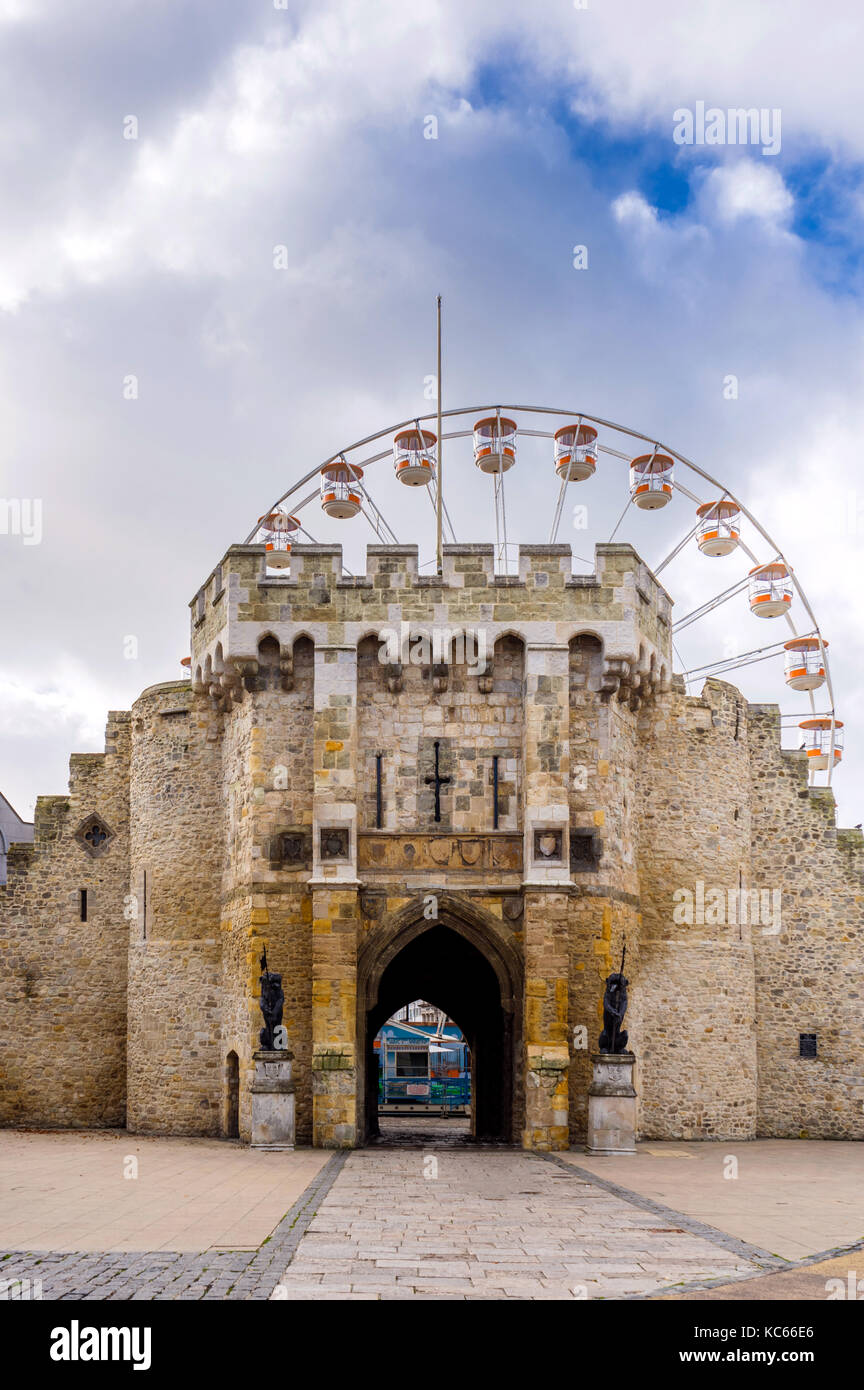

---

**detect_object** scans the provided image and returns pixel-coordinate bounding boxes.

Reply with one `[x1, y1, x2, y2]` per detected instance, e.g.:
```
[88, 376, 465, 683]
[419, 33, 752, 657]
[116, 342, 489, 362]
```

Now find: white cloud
[611, 191, 658, 231]
[700, 162, 794, 226]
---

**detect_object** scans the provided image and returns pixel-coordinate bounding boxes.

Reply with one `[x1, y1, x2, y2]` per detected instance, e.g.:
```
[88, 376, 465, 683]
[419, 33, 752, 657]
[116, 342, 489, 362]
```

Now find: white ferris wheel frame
[243, 402, 839, 787]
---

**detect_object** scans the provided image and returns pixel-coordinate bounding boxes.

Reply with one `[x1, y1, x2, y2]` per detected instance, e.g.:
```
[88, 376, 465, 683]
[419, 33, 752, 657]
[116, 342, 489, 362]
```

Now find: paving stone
[271, 1149, 772, 1300]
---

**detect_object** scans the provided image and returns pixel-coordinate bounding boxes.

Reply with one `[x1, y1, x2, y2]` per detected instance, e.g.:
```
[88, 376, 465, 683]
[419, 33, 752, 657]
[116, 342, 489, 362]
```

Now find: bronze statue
[258, 945, 285, 1050]
[599, 942, 630, 1053]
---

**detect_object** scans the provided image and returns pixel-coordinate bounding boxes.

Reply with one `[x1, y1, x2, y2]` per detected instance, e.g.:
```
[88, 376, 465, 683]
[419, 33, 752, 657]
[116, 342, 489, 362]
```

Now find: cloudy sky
[0, 0, 861, 826]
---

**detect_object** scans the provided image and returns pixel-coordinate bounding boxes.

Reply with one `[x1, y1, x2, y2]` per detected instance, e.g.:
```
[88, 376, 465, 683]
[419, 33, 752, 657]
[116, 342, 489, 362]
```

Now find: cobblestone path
[271, 1147, 781, 1300]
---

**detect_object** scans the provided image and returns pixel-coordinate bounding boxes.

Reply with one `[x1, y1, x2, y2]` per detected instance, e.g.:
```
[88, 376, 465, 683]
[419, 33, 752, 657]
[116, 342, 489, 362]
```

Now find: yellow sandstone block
[597, 759, 610, 776]
[525, 998, 541, 1038]
[594, 809, 605, 827]
[325, 740, 344, 752]
[250, 908, 269, 925]
[554, 977, 568, 1027]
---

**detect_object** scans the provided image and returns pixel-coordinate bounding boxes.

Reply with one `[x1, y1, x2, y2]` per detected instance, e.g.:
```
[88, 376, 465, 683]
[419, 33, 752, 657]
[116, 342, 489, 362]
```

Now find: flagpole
[436, 294, 443, 577]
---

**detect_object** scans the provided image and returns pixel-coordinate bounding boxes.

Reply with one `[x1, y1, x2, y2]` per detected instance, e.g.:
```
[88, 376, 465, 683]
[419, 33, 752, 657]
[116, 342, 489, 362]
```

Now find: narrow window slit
[375, 754, 383, 829]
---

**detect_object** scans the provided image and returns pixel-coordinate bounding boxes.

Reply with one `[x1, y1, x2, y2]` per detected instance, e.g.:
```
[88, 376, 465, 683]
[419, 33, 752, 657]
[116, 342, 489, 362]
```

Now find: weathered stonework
[1, 540, 861, 1149]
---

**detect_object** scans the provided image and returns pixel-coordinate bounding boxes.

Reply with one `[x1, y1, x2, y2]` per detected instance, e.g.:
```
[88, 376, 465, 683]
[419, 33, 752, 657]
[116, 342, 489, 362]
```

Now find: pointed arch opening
[357, 898, 522, 1146]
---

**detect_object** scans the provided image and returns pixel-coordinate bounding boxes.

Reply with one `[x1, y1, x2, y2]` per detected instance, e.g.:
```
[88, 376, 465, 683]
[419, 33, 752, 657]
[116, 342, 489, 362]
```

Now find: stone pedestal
[251, 1050, 296, 1151]
[586, 1052, 636, 1156]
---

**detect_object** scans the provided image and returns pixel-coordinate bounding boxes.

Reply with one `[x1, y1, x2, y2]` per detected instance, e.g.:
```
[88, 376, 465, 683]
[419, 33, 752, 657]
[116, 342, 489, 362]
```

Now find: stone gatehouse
[1, 540, 862, 1148]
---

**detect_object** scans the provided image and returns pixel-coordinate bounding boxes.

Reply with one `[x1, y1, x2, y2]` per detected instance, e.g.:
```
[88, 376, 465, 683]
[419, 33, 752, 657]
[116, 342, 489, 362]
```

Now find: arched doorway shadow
[357, 897, 522, 1145]
[222, 1051, 239, 1139]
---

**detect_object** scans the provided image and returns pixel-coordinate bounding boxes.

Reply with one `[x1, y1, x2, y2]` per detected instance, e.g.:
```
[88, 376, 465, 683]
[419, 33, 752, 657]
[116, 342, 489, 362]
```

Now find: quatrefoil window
[76, 815, 113, 858]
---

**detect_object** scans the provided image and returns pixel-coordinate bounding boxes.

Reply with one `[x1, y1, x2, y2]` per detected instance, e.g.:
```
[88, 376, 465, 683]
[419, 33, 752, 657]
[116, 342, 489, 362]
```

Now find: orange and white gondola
[393, 428, 436, 487]
[799, 718, 843, 769]
[749, 562, 793, 617]
[784, 637, 827, 692]
[696, 500, 740, 556]
[258, 509, 301, 567]
[554, 423, 598, 482]
[473, 416, 517, 473]
[320, 463, 363, 518]
[630, 452, 674, 509]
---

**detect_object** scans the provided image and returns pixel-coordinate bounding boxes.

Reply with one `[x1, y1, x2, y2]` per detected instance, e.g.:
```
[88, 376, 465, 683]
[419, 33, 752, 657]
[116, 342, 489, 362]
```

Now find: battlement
[188, 541, 674, 688]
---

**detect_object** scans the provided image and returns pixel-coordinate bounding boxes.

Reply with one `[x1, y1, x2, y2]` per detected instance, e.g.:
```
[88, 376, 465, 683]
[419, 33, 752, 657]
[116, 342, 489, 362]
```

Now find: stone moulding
[526, 1045, 570, 1074]
[312, 1046, 355, 1072]
[357, 832, 523, 874]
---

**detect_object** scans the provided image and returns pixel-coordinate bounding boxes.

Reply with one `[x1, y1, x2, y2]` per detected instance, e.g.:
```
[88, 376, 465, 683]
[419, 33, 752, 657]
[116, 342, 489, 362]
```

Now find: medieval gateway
[1, 538, 862, 1148]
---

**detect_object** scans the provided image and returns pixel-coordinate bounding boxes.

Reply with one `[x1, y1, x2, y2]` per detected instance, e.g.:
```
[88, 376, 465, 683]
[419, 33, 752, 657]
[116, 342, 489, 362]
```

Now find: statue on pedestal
[598, 942, 630, 1054]
[258, 945, 284, 1051]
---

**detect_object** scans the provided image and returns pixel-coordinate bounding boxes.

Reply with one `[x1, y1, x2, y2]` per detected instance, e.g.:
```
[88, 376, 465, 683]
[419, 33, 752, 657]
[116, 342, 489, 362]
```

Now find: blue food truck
[376, 1005, 470, 1113]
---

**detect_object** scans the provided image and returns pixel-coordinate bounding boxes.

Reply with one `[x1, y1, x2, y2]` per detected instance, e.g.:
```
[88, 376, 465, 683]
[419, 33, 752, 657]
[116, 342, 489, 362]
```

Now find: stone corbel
[599, 657, 630, 702]
[220, 669, 243, 704]
[624, 667, 643, 712]
[232, 657, 259, 692]
[431, 661, 449, 694]
[384, 661, 403, 694]
[279, 653, 294, 692]
[640, 669, 657, 706]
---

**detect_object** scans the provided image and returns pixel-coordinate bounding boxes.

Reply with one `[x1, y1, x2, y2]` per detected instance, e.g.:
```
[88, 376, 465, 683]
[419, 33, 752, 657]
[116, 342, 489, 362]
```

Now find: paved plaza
[270, 1147, 772, 1300]
[0, 1127, 861, 1300]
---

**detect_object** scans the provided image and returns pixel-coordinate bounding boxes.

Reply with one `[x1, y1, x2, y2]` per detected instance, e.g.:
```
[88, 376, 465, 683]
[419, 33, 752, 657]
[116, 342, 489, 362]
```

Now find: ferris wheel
[243, 401, 842, 789]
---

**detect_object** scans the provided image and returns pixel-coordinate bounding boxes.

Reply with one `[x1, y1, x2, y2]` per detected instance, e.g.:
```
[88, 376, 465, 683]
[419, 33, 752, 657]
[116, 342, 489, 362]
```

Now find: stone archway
[357, 896, 523, 1145]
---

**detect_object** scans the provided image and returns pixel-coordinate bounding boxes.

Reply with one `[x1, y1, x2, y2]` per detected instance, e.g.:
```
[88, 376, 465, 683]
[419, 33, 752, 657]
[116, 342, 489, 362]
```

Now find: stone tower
[1, 540, 862, 1147]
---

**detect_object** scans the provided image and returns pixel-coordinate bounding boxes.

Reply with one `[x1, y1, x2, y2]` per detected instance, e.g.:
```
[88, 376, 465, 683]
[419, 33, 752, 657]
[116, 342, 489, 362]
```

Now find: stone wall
[749, 706, 864, 1138]
[567, 634, 642, 1143]
[0, 712, 131, 1127]
[219, 638, 315, 1144]
[636, 679, 757, 1139]
[356, 630, 523, 834]
[126, 683, 223, 1134]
